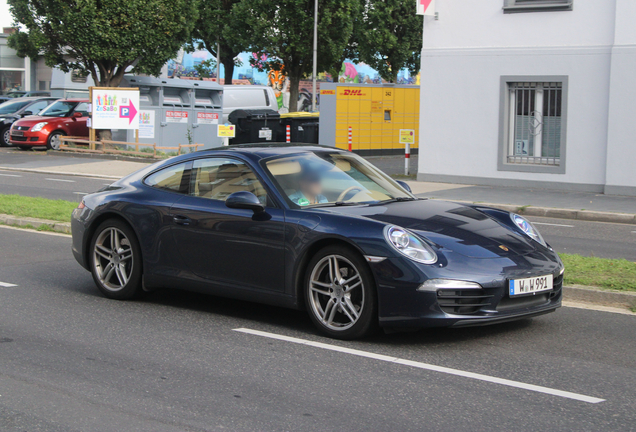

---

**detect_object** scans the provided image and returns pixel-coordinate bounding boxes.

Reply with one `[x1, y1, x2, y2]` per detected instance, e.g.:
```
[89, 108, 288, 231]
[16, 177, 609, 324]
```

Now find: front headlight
[510, 214, 546, 247]
[384, 225, 437, 264]
[31, 122, 48, 132]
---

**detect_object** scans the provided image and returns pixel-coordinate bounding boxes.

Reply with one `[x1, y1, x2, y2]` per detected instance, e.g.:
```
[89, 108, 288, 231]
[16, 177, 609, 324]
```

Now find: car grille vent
[10, 136, 27, 141]
[437, 289, 493, 315]
[15, 126, 30, 131]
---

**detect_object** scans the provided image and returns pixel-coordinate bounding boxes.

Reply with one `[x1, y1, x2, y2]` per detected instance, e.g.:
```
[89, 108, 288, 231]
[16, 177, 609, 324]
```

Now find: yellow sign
[399, 129, 415, 144]
[321, 89, 335, 95]
[218, 124, 236, 138]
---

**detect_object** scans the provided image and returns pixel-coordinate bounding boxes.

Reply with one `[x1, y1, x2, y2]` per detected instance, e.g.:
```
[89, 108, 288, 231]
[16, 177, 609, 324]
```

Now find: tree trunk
[288, 74, 300, 113]
[223, 58, 235, 85]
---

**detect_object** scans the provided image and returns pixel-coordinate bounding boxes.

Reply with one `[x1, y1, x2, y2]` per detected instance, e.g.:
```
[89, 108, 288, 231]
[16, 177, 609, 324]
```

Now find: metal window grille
[507, 82, 562, 166]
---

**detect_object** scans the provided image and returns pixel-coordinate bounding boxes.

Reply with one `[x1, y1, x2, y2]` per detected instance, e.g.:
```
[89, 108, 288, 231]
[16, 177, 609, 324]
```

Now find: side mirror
[72, 112, 83, 118]
[225, 191, 265, 213]
[23, 111, 33, 116]
[396, 180, 412, 193]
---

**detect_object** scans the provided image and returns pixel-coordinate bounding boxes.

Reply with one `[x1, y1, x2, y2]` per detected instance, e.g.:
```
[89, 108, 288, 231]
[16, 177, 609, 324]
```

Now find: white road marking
[234, 328, 605, 404]
[533, 222, 574, 228]
[45, 178, 75, 183]
[0, 225, 70, 237]
[0, 281, 17, 287]
[0, 173, 22, 177]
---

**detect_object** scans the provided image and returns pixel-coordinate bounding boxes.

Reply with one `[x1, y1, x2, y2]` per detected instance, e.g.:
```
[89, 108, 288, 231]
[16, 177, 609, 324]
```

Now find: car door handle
[172, 215, 192, 226]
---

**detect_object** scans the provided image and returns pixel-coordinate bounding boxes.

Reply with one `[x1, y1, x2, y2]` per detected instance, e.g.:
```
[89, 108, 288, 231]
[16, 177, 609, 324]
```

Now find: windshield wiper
[334, 201, 363, 206]
[371, 197, 420, 205]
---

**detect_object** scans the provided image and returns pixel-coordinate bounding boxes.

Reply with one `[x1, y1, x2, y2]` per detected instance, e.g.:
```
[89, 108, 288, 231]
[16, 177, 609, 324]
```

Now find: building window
[498, 77, 568, 174]
[503, 0, 573, 13]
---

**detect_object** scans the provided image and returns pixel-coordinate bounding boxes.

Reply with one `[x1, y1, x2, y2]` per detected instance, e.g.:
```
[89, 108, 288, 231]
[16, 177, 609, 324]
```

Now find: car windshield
[264, 151, 415, 208]
[39, 101, 77, 117]
[0, 99, 31, 114]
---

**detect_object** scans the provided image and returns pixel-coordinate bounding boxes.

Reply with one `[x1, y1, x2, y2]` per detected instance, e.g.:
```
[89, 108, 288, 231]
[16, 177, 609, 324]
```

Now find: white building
[418, 0, 636, 196]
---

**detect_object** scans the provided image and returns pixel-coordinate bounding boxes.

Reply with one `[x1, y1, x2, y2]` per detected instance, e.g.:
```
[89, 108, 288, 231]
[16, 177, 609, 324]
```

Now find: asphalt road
[0, 168, 112, 202]
[0, 226, 635, 431]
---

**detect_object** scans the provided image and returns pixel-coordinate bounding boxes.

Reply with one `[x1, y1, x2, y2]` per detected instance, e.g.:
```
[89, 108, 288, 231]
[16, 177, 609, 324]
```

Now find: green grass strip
[0, 194, 77, 222]
[560, 253, 636, 292]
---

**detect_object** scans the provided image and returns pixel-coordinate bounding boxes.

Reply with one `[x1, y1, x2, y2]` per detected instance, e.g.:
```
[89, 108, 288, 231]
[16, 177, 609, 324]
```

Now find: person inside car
[288, 162, 328, 206]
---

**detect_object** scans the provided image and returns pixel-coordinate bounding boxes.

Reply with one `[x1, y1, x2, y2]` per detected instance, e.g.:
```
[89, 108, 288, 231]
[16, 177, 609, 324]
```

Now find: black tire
[89, 219, 143, 300]
[0, 127, 11, 147]
[305, 245, 378, 340]
[46, 131, 64, 151]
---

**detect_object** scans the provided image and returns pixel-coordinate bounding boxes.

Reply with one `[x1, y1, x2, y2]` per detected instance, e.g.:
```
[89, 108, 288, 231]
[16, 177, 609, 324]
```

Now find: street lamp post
[311, 0, 318, 112]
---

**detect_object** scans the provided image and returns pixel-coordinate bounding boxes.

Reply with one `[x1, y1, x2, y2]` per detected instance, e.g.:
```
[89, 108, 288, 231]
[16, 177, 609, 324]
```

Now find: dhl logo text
[342, 89, 365, 96]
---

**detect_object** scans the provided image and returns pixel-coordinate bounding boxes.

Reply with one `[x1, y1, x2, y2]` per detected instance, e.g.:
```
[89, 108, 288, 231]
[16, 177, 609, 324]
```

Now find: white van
[222, 85, 278, 123]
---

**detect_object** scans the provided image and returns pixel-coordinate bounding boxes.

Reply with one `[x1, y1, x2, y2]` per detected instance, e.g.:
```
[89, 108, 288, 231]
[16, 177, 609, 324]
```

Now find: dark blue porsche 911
[71, 144, 564, 339]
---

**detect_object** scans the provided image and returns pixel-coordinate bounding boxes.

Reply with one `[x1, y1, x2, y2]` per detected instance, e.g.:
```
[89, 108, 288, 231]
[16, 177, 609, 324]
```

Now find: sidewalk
[0, 149, 149, 179]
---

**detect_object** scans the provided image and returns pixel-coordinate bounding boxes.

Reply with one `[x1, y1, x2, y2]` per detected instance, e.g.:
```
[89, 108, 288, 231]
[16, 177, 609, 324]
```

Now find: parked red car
[10, 99, 89, 150]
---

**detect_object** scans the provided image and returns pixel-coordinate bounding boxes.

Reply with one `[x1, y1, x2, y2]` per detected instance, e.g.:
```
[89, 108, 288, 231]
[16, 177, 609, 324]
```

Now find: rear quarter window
[144, 162, 190, 194]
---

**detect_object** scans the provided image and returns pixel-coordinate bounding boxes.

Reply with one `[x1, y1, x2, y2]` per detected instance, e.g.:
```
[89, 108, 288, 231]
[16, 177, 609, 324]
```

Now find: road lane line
[0, 281, 17, 287]
[45, 178, 75, 183]
[0, 173, 22, 177]
[533, 222, 574, 228]
[234, 328, 605, 404]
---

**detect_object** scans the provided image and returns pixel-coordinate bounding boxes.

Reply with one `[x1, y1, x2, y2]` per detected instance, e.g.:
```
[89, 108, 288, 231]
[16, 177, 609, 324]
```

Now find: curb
[0, 166, 121, 180]
[45, 149, 157, 164]
[436, 199, 636, 225]
[564, 285, 636, 310]
[0, 214, 71, 234]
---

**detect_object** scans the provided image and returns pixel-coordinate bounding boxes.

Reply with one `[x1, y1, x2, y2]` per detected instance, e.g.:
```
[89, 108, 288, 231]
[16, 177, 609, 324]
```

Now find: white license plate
[509, 274, 553, 296]
[12, 131, 24, 137]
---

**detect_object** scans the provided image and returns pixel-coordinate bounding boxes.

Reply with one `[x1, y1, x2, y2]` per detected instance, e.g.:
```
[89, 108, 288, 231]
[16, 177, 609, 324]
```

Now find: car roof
[18, 96, 57, 101]
[200, 143, 347, 160]
[60, 98, 89, 102]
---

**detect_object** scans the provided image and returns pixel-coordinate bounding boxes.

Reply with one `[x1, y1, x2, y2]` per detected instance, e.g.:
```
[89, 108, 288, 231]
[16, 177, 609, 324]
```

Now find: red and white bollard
[404, 142, 411, 176]
[348, 126, 352, 152]
[286, 125, 291, 143]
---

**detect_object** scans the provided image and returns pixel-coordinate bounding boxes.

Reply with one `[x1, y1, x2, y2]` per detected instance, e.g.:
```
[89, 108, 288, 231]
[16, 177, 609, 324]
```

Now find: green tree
[325, 0, 363, 82]
[192, 0, 251, 85]
[7, 0, 198, 88]
[357, 0, 423, 83]
[193, 58, 218, 79]
[235, 0, 356, 112]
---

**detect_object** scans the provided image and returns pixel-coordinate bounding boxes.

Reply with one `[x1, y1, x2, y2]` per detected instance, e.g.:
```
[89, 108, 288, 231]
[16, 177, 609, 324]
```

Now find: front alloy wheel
[306, 246, 377, 339]
[47, 132, 63, 150]
[1, 127, 11, 147]
[90, 219, 142, 299]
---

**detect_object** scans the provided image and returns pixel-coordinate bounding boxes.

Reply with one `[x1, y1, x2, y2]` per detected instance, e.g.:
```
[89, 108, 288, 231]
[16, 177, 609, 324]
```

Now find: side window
[144, 162, 190, 194]
[74, 102, 89, 116]
[191, 158, 269, 204]
[26, 101, 49, 114]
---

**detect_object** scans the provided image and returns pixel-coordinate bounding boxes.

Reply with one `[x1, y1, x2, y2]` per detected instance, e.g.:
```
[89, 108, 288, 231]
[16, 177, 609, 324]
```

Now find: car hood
[12, 115, 64, 126]
[319, 199, 538, 259]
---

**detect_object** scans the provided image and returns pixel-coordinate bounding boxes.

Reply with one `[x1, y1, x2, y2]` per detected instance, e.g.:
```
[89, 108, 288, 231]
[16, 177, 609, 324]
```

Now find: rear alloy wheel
[306, 246, 377, 339]
[46, 131, 64, 150]
[0, 127, 10, 147]
[90, 219, 142, 299]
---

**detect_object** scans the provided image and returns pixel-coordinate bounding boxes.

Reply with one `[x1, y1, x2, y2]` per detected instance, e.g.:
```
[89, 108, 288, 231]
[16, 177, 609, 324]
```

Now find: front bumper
[369, 253, 564, 329]
[10, 130, 48, 145]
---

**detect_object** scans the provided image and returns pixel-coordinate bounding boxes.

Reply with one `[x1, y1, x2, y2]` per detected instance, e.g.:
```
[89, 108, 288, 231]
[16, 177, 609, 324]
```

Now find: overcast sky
[1, 0, 13, 29]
